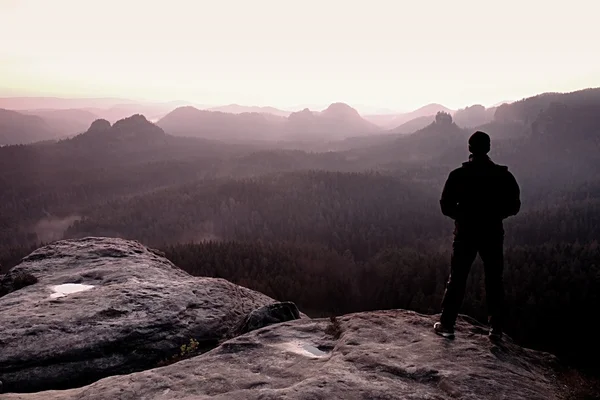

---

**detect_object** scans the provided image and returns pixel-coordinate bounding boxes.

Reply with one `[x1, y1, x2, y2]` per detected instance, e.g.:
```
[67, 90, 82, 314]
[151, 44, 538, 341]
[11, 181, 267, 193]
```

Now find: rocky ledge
[4, 310, 565, 399]
[0, 237, 285, 393]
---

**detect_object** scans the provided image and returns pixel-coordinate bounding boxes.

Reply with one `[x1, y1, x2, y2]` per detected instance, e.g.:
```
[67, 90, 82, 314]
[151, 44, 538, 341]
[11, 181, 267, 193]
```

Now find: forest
[1, 88, 600, 372]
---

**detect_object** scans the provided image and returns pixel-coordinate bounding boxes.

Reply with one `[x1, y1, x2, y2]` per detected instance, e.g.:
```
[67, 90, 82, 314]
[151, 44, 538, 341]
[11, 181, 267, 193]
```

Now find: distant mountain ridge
[71, 114, 167, 145]
[286, 102, 380, 140]
[0, 97, 196, 126]
[21, 114, 245, 170]
[452, 105, 496, 128]
[0, 108, 59, 145]
[158, 102, 380, 142]
[21, 109, 98, 136]
[157, 107, 283, 142]
[207, 104, 291, 117]
[3, 88, 599, 146]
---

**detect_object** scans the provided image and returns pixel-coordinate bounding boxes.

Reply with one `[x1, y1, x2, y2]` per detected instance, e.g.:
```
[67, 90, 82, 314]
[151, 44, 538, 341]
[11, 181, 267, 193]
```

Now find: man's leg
[479, 233, 505, 333]
[440, 237, 478, 328]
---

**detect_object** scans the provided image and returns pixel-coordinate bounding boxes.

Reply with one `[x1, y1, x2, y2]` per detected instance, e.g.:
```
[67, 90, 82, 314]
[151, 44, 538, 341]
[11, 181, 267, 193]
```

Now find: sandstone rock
[4, 310, 563, 400]
[0, 237, 274, 393]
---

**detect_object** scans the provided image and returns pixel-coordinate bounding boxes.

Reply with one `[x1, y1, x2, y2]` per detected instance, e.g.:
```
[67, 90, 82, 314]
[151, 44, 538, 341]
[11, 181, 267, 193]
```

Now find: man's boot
[434, 322, 455, 339]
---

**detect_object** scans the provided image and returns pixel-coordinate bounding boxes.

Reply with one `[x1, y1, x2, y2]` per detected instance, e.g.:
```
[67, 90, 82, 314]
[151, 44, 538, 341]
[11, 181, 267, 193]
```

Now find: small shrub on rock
[180, 338, 200, 357]
[157, 338, 211, 367]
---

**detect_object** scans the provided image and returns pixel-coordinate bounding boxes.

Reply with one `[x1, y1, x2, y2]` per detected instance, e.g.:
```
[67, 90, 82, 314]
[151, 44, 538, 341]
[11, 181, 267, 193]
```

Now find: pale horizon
[1, 0, 599, 113]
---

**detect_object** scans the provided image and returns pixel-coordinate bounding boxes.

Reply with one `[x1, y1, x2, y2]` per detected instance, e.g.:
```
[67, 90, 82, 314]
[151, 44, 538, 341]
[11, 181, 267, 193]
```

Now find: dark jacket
[440, 155, 520, 229]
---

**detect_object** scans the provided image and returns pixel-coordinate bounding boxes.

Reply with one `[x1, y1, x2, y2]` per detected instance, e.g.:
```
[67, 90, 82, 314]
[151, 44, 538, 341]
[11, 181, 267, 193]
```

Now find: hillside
[20, 108, 98, 136]
[63, 171, 439, 250]
[286, 102, 380, 140]
[365, 103, 453, 129]
[0, 108, 59, 145]
[157, 106, 284, 141]
[349, 112, 469, 166]
[389, 115, 435, 134]
[494, 87, 600, 123]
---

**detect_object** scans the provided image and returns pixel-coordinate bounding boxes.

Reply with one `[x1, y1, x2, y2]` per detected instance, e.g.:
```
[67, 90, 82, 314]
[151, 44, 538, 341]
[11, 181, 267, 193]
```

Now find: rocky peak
[111, 114, 164, 135]
[87, 119, 111, 133]
[322, 102, 361, 118]
[166, 106, 204, 118]
[288, 107, 314, 119]
[434, 111, 453, 126]
[75, 114, 166, 143]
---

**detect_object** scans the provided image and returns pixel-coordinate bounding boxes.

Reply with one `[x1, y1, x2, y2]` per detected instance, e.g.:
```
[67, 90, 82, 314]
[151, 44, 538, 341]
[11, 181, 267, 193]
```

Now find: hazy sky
[1, 0, 598, 112]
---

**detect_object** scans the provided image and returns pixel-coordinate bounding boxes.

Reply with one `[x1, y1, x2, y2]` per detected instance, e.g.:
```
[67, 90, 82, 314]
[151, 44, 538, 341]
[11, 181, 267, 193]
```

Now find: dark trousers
[440, 228, 505, 329]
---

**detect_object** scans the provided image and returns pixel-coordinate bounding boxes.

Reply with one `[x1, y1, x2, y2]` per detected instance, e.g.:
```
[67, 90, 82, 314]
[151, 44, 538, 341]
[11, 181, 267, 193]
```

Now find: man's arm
[502, 171, 521, 218]
[440, 171, 459, 219]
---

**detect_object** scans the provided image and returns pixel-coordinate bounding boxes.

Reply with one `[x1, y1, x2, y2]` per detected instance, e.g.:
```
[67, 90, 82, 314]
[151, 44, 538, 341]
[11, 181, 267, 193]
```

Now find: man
[434, 131, 520, 340]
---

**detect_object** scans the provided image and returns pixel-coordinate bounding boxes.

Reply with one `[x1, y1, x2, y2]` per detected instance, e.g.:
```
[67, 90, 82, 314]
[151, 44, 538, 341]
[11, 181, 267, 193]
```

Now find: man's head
[468, 131, 491, 155]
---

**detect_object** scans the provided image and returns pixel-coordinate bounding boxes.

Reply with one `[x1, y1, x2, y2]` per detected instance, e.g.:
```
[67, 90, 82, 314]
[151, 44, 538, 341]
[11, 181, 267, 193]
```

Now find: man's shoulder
[491, 163, 518, 185]
[494, 164, 510, 175]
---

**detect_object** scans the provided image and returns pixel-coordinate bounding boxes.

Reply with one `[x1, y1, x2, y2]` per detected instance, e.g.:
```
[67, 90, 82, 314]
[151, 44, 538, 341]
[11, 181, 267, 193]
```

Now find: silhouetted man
[434, 131, 520, 340]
